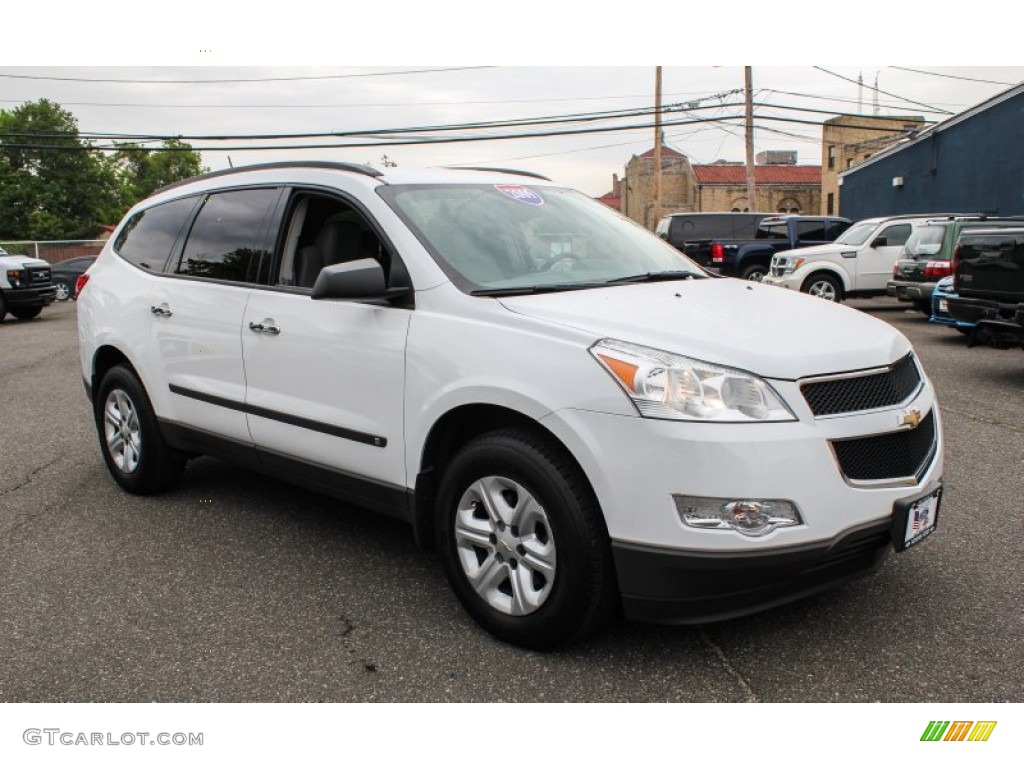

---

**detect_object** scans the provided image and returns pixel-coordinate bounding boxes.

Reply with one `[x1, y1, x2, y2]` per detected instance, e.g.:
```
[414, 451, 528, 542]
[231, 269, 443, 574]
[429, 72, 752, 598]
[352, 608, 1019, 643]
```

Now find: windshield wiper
[605, 270, 703, 284]
[471, 282, 609, 296]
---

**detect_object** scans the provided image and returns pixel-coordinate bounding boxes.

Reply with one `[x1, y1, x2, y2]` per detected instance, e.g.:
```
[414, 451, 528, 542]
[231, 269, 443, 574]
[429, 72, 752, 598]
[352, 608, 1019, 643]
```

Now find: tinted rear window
[669, 214, 764, 241]
[175, 189, 278, 282]
[114, 197, 198, 272]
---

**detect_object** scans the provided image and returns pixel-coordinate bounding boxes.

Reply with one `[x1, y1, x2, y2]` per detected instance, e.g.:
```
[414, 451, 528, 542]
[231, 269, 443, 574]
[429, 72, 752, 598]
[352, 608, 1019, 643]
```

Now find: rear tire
[741, 264, 768, 282]
[11, 306, 42, 320]
[0, 291, 8, 322]
[435, 429, 617, 649]
[94, 364, 186, 495]
[53, 278, 72, 301]
[914, 300, 932, 315]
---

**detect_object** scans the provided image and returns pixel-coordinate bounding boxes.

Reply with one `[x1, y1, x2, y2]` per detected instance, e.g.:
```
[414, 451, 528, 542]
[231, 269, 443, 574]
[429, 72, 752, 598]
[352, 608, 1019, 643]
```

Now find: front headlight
[591, 339, 795, 423]
[778, 257, 805, 274]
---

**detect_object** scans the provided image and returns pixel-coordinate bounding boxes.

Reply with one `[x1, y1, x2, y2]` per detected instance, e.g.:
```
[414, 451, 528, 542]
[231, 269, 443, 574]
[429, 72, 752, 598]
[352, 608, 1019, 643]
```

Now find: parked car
[656, 212, 770, 269]
[765, 215, 942, 302]
[0, 246, 56, 321]
[929, 276, 973, 335]
[77, 162, 943, 649]
[50, 256, 97, 301]
[888, 216, 1024, 314]
[946, 228, 1024, 349]
[708, 215, 852, 281]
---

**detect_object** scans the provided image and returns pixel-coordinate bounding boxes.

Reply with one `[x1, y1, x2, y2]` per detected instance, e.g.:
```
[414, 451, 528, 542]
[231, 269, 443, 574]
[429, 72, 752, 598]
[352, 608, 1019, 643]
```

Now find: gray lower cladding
[159, 419, 412, 524]
[612, 518, 894, 625]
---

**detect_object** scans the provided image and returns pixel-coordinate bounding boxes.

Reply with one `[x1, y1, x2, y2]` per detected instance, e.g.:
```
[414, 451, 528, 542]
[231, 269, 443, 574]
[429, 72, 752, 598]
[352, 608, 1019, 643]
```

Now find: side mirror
[311, 258, 387, 300]
[871, 236, 888, 248]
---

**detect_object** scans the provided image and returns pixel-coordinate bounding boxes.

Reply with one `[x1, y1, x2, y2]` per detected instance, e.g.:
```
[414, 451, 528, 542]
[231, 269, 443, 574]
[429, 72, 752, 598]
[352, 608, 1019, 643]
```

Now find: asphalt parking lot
[0, 299, 1021, 703]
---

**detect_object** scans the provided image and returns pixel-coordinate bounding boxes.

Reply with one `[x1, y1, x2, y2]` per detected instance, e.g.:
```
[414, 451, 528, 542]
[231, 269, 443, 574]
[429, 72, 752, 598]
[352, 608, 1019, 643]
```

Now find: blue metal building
[838, 83, 1024, 221]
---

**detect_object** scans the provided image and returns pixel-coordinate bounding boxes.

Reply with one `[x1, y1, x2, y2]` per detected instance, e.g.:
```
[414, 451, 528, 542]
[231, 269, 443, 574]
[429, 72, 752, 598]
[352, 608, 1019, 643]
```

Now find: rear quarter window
[114, 196, 199, 272]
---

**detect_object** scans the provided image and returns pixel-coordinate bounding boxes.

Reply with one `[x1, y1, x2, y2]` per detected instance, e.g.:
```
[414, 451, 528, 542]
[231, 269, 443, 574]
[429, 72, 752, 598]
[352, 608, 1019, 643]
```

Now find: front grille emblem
[900, 408, 922, 429]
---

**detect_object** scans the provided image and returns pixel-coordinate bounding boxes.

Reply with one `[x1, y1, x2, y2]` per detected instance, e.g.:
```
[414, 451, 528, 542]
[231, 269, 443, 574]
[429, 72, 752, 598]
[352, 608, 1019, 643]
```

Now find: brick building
[618, 146, 821, 229]
[821, 115, 925, 215]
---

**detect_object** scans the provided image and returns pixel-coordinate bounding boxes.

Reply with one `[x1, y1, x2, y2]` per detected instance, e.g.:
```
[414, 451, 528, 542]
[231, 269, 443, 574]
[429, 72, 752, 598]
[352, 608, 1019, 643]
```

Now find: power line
[0, 66, 494, 84]
[0, 90, 723, 110]
[765, 88, 956, 114]
[812, 66, 953, 115]
[888, 66, 1018, 86]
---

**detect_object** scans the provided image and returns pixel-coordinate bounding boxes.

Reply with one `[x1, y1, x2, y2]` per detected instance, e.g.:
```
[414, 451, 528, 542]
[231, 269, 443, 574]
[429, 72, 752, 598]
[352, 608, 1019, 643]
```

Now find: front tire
[94, 364, 186, 494]
[436, 429, 616, 649]
[801, 273, 842, 302]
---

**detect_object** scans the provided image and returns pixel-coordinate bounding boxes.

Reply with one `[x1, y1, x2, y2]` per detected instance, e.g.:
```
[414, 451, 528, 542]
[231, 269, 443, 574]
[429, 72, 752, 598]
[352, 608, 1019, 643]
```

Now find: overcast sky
[4, 8, 1023, 196]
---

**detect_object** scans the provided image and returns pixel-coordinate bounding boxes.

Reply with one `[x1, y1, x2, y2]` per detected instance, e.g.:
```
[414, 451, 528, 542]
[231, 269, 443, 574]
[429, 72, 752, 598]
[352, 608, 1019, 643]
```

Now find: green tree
[113, 138, 206, 202]
[0, 99, 126, 240]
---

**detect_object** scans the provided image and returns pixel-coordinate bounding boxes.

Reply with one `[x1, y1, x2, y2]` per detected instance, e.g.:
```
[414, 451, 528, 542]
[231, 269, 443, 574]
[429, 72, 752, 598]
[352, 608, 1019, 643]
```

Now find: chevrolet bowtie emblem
[900, 408, 922, 428]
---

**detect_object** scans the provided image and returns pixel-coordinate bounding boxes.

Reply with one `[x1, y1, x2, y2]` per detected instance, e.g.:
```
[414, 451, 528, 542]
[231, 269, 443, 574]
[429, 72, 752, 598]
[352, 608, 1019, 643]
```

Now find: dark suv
[656, 212, 770, 268]
[946, 228, 1024, 348]
[888, 216, 1024, 313]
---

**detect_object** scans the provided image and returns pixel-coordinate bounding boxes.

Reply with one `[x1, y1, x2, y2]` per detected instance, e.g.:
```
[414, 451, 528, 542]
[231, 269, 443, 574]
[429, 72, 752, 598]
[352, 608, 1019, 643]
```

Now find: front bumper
[541, 377, 942, 624]
[887, 280, 934, 303]
[4, 285, 56, 308]
[614, 518, 893, 623]
[762, 274, 798, 290]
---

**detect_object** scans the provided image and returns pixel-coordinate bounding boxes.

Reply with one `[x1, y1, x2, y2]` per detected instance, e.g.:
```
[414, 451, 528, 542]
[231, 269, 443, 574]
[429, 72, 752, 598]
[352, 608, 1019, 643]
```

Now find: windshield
[835, 222, 877, 246]
[379, 184, 702, 292]
[904, 225, 946, 258]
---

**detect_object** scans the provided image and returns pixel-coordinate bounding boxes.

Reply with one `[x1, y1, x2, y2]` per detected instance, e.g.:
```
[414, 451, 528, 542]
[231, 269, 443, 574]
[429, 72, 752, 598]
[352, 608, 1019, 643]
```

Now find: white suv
[763, 215, 933, 301]
[77, 163, 943, 649]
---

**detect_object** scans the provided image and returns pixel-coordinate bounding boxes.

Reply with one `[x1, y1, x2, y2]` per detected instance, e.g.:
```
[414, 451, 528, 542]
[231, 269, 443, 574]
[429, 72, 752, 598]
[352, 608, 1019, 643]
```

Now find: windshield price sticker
[495, 184, 544, 206]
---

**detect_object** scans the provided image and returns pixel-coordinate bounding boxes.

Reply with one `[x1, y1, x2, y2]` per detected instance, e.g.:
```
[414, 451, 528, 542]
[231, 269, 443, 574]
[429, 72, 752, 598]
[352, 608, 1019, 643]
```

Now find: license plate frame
[892, 484, 942, 552]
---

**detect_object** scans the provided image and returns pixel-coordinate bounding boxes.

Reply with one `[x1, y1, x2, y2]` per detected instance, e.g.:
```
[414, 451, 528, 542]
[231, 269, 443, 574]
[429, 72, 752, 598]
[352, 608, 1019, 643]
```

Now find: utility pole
[653, 66, 663, 229]
[744, 66, 756, 212]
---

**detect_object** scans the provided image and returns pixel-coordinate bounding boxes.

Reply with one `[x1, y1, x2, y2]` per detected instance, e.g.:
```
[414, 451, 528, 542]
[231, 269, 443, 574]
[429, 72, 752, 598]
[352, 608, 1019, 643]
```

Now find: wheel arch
[411, 403, 600, 551]
[91, 345, 141, 403]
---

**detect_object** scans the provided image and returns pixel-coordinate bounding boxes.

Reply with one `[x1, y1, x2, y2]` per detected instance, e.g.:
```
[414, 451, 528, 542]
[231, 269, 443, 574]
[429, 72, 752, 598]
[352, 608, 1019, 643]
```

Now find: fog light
[673, 495, 803, 537]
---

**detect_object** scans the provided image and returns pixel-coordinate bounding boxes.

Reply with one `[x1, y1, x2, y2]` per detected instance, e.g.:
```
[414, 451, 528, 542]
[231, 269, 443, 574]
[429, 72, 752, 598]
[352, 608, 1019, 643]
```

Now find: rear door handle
[150, 303, 172, 317]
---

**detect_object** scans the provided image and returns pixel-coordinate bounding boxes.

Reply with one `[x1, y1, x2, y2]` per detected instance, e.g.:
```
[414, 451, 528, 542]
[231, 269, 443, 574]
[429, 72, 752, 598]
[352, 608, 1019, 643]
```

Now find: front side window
[379, 184, 701, 292]
[114, 196, 198, 272]
[175, 188, 278, 282]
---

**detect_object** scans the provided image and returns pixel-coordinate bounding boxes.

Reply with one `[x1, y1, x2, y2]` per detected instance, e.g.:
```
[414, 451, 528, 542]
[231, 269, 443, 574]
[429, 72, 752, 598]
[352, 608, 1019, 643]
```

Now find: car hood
[775, 242, 854, 259]
[0, 255, 49, 269]
[498, 278, 911, 380]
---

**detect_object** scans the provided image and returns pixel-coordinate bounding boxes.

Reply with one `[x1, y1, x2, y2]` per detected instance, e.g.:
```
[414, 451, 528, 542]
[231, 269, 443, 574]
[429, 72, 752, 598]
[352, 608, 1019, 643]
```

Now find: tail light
[75, 273, 90, 296]
[711, 243, 725, 264]
[923, 261, 951, 279]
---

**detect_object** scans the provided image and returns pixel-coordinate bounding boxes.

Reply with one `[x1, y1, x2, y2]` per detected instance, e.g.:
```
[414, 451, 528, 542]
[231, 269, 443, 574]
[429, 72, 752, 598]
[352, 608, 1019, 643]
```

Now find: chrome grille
[801, 354, 922, 416]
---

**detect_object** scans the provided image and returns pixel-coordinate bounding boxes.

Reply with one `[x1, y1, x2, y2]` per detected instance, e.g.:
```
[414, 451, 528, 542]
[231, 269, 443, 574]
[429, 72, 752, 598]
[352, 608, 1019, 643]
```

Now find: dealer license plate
[938, 299, 949, 312]
[892, 486, 941, 552]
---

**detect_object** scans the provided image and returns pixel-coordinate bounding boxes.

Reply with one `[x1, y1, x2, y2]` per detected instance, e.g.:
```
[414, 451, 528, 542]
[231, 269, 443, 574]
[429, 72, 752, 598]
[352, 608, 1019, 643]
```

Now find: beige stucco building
[821, 115, 925, 215]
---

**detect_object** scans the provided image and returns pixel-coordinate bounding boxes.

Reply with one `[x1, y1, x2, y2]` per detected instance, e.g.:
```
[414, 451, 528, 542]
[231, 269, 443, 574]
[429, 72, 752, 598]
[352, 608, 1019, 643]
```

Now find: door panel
[857, 224, 911, 291]
[242, 290, 410, 487]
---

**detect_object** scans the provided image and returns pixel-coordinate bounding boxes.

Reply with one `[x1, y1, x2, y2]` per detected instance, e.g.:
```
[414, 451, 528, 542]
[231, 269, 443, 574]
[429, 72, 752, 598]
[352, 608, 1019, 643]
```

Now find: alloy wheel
[103, 389, 142, 473]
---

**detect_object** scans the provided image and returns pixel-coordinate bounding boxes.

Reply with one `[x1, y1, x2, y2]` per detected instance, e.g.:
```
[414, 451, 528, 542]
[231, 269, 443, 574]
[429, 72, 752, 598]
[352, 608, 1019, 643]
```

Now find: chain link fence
[0, 239, 107, 264]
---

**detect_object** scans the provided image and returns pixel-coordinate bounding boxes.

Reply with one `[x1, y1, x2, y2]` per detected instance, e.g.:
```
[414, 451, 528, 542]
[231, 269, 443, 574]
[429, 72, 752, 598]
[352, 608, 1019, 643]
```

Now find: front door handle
[150, 303, 172, 317]
[249, 318, 281, 335]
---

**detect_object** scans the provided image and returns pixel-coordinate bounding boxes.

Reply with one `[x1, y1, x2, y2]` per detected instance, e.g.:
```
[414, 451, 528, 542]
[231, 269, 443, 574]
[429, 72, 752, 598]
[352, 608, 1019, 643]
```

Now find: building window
[846, 158, 854, 169]
[828, 146, 836, 170]
[826, 193, 834, 216]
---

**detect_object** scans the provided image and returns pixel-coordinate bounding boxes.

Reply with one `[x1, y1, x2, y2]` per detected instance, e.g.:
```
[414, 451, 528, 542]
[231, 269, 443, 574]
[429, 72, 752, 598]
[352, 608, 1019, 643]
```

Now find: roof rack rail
[153, 161, 383, 196]
[447, 166, 552, 182]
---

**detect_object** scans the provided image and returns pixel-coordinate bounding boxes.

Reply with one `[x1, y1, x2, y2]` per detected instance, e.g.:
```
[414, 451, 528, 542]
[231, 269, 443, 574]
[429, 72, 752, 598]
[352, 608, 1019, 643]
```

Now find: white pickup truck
[763, 215, 935, 302]
[0, 246, 56, 321]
